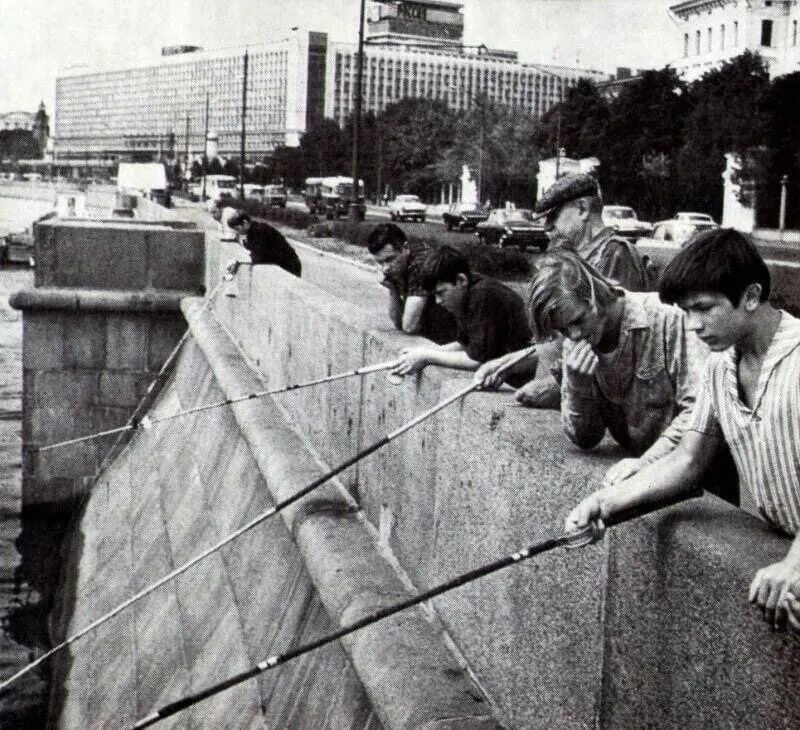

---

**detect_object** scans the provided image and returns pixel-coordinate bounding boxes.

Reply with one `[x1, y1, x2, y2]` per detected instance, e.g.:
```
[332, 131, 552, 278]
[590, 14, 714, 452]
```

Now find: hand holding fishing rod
[0, 347, 532, 694]
[132, 489, 699, 728]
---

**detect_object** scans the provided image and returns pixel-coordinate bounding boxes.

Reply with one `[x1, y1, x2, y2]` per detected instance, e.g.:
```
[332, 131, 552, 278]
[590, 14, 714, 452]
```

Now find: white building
[53, 1, 609, 162]
[670, 0, 800, 80]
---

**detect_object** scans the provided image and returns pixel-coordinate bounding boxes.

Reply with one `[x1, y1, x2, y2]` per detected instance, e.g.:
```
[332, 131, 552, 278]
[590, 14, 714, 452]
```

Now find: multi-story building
[53, 1, 608, 162]
[55, 31, 326, 161]
[670, 0, 800, 80]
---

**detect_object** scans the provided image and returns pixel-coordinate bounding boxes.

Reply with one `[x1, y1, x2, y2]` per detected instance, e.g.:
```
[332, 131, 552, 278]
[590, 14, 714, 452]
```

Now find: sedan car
[643, 217, 719, 247]
[441, 202, 490, 231]
[263, 184, 287, 207]
[389, 194, 426, 222]
[475, 208, 549, 251]
[602, 205, 652, 239]
[674, 211, 717, 225]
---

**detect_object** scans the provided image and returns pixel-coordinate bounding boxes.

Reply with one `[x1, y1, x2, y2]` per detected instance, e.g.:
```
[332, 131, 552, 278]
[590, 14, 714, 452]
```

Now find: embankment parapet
[16, 216, 800, 727]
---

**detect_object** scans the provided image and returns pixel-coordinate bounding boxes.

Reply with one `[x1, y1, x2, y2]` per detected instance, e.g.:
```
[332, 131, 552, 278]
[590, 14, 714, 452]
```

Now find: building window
[684, 32, 689, 57]
[794, 20, 798, 46]
[734, 21, 739, 46]
[695, 29, 701, 55]
[721, 24, 726, 50]
[761, 19, 773, 47]
[707, 26, 713, 52]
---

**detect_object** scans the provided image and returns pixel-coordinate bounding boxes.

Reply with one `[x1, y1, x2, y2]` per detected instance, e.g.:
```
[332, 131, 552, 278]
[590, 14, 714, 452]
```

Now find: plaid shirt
[691, 311, 800, 535]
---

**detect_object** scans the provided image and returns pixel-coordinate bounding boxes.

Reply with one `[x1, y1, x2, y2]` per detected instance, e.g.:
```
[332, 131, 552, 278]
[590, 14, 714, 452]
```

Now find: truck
[116, 163, 171, 207]
[305, 176, 365, 219]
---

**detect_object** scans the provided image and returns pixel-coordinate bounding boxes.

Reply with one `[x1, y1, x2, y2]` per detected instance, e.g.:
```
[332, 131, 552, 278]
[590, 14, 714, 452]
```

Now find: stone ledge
[182, 296, 503, 730]
[10, 287, 192, 313]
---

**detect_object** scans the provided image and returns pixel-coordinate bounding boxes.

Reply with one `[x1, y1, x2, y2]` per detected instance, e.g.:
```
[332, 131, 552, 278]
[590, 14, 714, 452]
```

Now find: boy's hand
[392, 348, 429, 375]
[749, 558, 800, 631]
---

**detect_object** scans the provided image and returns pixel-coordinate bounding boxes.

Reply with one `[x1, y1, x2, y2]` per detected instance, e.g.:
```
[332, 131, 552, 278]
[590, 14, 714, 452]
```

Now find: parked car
[643, 216, 719, 247]
[674, 211, 717, 225]
[389, 194, 426, 222]
[441, 202, 489, 231]
[602, 205, 652, 239]
[475, 208, 549, 251]
[242, 183, 264, 201]
[263, 184, 288, 208]
[1, 230, 35, 267]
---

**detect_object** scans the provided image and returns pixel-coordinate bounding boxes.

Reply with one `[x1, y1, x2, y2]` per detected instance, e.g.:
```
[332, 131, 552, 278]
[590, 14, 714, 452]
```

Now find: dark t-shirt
[383, 240, 457, 344]
[457, 274, 532, 370]
[244, 220, 302, 277]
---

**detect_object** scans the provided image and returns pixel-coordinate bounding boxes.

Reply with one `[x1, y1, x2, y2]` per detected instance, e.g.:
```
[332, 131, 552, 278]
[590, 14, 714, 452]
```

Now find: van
[203, 175, 239, 207]
[117, 163, 171, 207]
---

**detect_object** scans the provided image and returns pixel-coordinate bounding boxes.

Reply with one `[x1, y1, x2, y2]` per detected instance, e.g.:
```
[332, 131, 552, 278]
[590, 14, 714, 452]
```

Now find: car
[242, 183, 264, 201]
[475, 208, 549, 251]
[263, 184, 287, 208]
[441, 202, 489, 231]
[389, 194, 426, 222]
[602, 205, 652, 239]
[1, 230, 35, 267]
[674, 211, 717, 225]
[643, 217, 719, 247]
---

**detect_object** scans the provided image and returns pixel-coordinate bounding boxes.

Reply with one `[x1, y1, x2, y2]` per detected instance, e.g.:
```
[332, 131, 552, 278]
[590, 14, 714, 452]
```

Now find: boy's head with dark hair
[421, 245, 470, 291]
[660, 228, 773, 352]
[659, 228, 770, 307]
[227, 211, 252, 231]
[366, 222, 407, 255]
[421, 245, 471, 316]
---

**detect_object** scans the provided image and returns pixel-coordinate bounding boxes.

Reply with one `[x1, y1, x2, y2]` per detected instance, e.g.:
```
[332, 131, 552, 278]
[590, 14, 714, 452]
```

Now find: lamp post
[349, 0, 366, 222]
[780, 174, 789, 232]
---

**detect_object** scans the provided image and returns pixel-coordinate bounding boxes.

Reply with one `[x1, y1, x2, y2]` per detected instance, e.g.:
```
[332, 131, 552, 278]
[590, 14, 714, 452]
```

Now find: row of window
[683, 20, 740, 56]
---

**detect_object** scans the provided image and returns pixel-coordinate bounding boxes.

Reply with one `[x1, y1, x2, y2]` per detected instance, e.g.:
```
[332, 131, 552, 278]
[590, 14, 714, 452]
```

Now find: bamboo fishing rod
[0, 346, 535, 693]
[133, 490, 699, 728]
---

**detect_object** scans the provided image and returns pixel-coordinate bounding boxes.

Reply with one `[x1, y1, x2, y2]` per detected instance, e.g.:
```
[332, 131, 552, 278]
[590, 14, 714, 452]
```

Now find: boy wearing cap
[566, 229, 800, 635]
[391, 246, 531, 381]
[493, 172, 651, 409]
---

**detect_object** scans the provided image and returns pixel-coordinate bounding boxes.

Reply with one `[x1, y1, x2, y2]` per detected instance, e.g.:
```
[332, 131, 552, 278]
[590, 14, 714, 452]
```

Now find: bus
[304, 176, 365, 219]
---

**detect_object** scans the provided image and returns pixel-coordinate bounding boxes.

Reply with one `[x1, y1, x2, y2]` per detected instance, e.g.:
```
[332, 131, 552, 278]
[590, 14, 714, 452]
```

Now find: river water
[0, 196, 56, 725]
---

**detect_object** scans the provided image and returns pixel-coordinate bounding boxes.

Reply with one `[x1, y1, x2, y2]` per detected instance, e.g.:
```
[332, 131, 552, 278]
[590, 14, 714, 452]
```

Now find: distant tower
[33, 101, 50, 157]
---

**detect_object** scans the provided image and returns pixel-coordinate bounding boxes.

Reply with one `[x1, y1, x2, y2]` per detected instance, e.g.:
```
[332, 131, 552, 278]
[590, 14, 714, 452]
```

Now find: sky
[0, 0, 677, 113]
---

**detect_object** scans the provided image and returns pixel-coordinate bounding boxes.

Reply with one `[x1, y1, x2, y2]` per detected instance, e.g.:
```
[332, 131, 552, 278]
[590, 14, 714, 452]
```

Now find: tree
[678, 51, 770, 220]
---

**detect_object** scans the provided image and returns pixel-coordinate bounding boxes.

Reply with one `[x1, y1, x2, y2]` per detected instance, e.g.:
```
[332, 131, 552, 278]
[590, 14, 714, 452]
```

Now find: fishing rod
[0, 345, 535, 693]
[35, 357, 402, 452]
[133, 490, 699, 728]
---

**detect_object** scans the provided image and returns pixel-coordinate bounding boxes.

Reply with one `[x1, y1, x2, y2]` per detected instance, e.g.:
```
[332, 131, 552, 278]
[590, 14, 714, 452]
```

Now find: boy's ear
[742, 283, 762, 311]
[456, 272, 469, 287]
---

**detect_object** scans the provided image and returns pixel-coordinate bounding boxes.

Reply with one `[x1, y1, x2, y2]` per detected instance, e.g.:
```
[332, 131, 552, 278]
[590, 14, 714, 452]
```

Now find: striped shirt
[690, 311, 800, 535]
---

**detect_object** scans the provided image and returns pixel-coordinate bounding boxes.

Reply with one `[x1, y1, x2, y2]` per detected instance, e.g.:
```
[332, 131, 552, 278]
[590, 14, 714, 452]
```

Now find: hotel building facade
[53, 1, 607, 162]
[670, 0, 800, 80]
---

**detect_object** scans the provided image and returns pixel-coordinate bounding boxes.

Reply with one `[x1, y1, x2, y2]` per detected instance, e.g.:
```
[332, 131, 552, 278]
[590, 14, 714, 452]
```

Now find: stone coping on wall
[182, 297, 503, 729]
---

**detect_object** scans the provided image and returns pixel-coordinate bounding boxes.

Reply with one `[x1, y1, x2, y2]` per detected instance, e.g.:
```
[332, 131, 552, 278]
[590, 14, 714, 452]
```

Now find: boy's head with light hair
[528, 250, 622, 346]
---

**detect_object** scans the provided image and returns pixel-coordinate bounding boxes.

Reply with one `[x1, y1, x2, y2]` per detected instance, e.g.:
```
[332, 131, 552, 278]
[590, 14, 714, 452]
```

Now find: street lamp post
[349, 0, 366, 223]
[780, 174, 789, 232]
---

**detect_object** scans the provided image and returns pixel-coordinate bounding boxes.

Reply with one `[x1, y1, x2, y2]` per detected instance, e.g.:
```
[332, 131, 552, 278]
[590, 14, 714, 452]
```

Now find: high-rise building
[53, 2, 608, 162]
[55, 31, 326, 161]
[670, 0, 800, 80]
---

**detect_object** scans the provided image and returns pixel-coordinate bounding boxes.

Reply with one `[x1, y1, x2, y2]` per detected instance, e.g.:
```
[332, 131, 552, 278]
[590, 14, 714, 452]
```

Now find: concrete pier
[10, 218, 204, 510]
[11, 213, 800, 727]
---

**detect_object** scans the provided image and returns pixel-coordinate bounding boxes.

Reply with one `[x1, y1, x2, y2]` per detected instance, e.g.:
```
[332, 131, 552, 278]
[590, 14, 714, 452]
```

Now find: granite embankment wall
[15, 218, 800, 727]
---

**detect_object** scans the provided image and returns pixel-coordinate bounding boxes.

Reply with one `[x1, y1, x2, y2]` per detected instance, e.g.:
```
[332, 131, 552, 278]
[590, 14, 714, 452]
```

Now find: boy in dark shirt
[392, 245, 531, 383]
[367, 223, 456, 344]
[227, 211, 302, 277]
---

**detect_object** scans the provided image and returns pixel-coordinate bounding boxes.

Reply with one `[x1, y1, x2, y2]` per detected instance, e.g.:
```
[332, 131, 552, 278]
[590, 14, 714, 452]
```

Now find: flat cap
[534, 173, 599, 219]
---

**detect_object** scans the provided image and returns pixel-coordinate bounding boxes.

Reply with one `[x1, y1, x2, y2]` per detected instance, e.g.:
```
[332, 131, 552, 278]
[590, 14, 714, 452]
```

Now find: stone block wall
[204, 251, 800, 728]
[11, 219, 204, 510]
